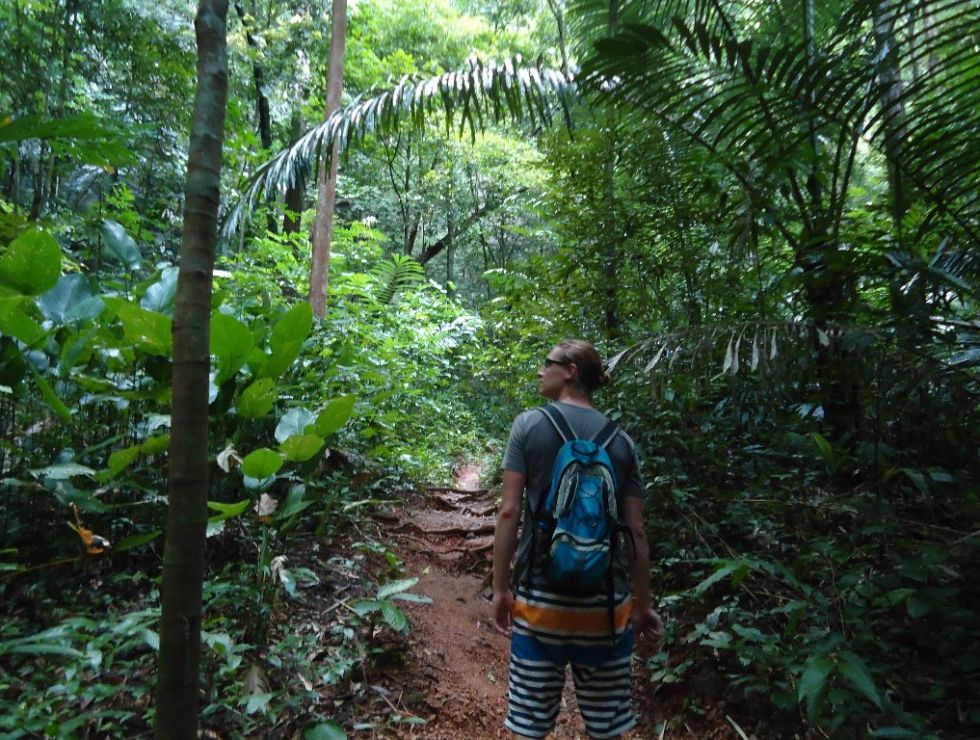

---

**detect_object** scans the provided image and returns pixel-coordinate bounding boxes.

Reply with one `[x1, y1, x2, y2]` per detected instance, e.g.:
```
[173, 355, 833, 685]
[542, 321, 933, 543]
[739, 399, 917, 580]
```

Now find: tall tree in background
[310, 0, 347, 318]
[155, 0, 229, 737]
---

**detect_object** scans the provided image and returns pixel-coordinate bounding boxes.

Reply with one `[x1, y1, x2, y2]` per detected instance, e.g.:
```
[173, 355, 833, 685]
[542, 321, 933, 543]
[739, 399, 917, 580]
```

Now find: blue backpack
[531, 404, 622, 594]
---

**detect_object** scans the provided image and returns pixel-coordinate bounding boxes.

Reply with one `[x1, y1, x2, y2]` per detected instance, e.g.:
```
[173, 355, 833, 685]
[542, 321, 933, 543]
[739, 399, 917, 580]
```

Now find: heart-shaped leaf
[100, 219, 141, 270]
[0, 228, 61, 295]
[260, 303, 312, 378]
[117, 302, 172, 357]
[237, 378, 278, 418]
[275, 407, 317, 443]
[279, 434, 324, 462]
[211, 312, 253, 384]
[314, 395, 356, 437]
[240, 448, 284, 479]
[0, 297, 44, 345]
[38, 274, 104, 323]
[141, 267, 179, 315]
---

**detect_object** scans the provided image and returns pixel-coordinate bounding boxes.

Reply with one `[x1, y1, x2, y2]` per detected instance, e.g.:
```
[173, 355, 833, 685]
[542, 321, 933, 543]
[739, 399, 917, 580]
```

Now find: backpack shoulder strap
[592, 419, 620, 449]
[539, 403, 576, 443]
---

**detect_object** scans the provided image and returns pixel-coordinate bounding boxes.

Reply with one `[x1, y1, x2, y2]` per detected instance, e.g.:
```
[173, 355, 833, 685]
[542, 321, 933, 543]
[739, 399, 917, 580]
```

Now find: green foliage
[3, 0, 978, 736]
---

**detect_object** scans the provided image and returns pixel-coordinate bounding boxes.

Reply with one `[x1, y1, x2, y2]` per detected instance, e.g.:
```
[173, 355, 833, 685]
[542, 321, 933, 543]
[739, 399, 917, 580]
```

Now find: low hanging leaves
[0, 228, 62, 296]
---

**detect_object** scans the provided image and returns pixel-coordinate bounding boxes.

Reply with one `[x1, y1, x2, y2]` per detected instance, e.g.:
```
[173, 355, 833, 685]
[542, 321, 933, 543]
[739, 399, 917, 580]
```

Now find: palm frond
[222, 58, 573, 238]
[859, 0, 980, 241]
[371, 254, 425, 305]
[575, 0, 980, 248]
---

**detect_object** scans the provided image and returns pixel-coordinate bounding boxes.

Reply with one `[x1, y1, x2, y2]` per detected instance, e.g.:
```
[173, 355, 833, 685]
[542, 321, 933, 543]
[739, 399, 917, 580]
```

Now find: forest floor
[339, 464, 742, 740]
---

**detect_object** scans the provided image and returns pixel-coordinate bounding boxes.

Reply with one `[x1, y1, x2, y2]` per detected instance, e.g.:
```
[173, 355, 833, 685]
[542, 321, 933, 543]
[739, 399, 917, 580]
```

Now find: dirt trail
[372, 464, 695, 739]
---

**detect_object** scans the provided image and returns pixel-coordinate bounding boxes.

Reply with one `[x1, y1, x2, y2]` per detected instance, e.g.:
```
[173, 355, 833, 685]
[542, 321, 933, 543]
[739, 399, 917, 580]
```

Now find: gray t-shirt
[502, 401, 645, 591]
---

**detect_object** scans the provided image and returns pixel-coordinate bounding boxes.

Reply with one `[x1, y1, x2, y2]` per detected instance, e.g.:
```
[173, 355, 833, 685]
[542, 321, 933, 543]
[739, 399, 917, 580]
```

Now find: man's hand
[633, 605, 664, 642]
[493, 589, 515, 636]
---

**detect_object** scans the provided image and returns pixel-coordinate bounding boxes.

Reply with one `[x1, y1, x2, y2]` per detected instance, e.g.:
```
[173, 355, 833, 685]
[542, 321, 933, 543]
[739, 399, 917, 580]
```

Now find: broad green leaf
[29, 462, 96, 480]
[240, 448, 284, 479]
[30, 367, 72, 423]
[352, 599, 382, 616]
[275, 407, 317, 443]
[276, 485, 312, 520]
[141, 267, 179, 315]
[244, 692, 273, 715]
[798, 656, 833, 721]
[260, 303, 312, 378]
[390, 593, 432, 604]
[3, 644, 84, 658]
[377, 577, 419, 600]
[304, 721, 347, 740]
[140, 434, 170, 455]
[108, 446, 141, 478]
[0, 112, 115, 143]
[691, 560, 741, 596]
[117, 302, 172, 357]
[207, 499, 251, 519]
[314, 395, 356, 437]
[901, 468, 928, 495]
[100, 219, 142, 269]
[211, 313, 253, 384]
[0, 228, 61, 295]
[115, 531, 162, 552]
[236, 378, 278, 418]
[906, 597, 930, 618]
[380, 600, 409, 633]
[38, 274, 104, 323]
[810, 432, 834, 466]
[279, 434, 324, 462]
[837, 651, 882, 708]
[0, 297, 44, 345]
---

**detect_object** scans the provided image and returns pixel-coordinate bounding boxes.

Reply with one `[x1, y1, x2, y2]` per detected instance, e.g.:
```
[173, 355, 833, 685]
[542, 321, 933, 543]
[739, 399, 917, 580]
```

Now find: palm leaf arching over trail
[222, 58, 573, 239]
[574, 0, 980, 251]
[226, 0, 978, 263]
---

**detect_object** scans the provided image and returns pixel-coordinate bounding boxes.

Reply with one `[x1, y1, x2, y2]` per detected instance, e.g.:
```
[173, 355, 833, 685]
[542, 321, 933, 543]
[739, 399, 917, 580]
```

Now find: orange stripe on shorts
[514, 598, 633, 635]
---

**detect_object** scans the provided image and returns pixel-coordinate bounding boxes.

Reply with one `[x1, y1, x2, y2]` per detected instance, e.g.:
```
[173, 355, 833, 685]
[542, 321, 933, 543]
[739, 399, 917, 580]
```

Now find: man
[492, 339, 663, 739]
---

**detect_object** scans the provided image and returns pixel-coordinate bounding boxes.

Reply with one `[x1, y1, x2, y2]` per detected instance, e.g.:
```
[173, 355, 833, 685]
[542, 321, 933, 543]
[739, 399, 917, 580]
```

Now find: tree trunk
[603, 0, 621, 340]
[872, 0, 910, 230]
[282, 106, 305, 234]
[234, 2, 275, 233]
[800, 0, 859, 441]
[154, 1, 229, 737]
[309, 0, 347, 319]
[545, 0, 569, 76]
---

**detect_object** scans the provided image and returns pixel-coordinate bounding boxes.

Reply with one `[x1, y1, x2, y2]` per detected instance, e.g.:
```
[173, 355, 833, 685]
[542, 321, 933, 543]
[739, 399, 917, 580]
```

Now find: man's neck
[555, 390, 593, 409]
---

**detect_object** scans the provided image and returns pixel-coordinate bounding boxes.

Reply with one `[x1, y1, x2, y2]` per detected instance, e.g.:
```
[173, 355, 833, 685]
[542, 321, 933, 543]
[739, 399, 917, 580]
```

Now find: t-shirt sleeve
[502, 411, 533, 474]
[619, 432, 645, 499]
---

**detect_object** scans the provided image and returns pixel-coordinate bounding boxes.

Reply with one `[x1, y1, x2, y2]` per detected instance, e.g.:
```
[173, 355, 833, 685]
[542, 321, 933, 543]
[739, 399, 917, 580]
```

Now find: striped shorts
[505, 586, 636, 739]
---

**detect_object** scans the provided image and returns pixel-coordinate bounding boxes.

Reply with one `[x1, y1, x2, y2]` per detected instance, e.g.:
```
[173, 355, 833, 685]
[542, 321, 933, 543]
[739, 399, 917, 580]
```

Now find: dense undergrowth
[0, 206, 484, 737]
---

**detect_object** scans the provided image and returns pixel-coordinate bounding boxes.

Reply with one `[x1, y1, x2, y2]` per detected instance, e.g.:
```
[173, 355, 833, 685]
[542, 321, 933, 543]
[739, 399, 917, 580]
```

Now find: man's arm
[492, 470, 526, 635]
[623, 495, 664, 641]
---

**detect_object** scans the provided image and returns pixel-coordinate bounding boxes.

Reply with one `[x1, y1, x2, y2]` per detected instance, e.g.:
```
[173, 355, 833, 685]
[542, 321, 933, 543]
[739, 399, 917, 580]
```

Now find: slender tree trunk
[800, 0, 858, 441]
[234, 2, 275, 233]
[545, 0, 569, 76]
[282, 106, 305, 234]
[309, 0, 347, 319]
[29, 145, 47, 220]
[603, 0, 621, 340]
[154, 1, 229, 737]
[445, 201, 455, 296]
[872, 0, 909, 231]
